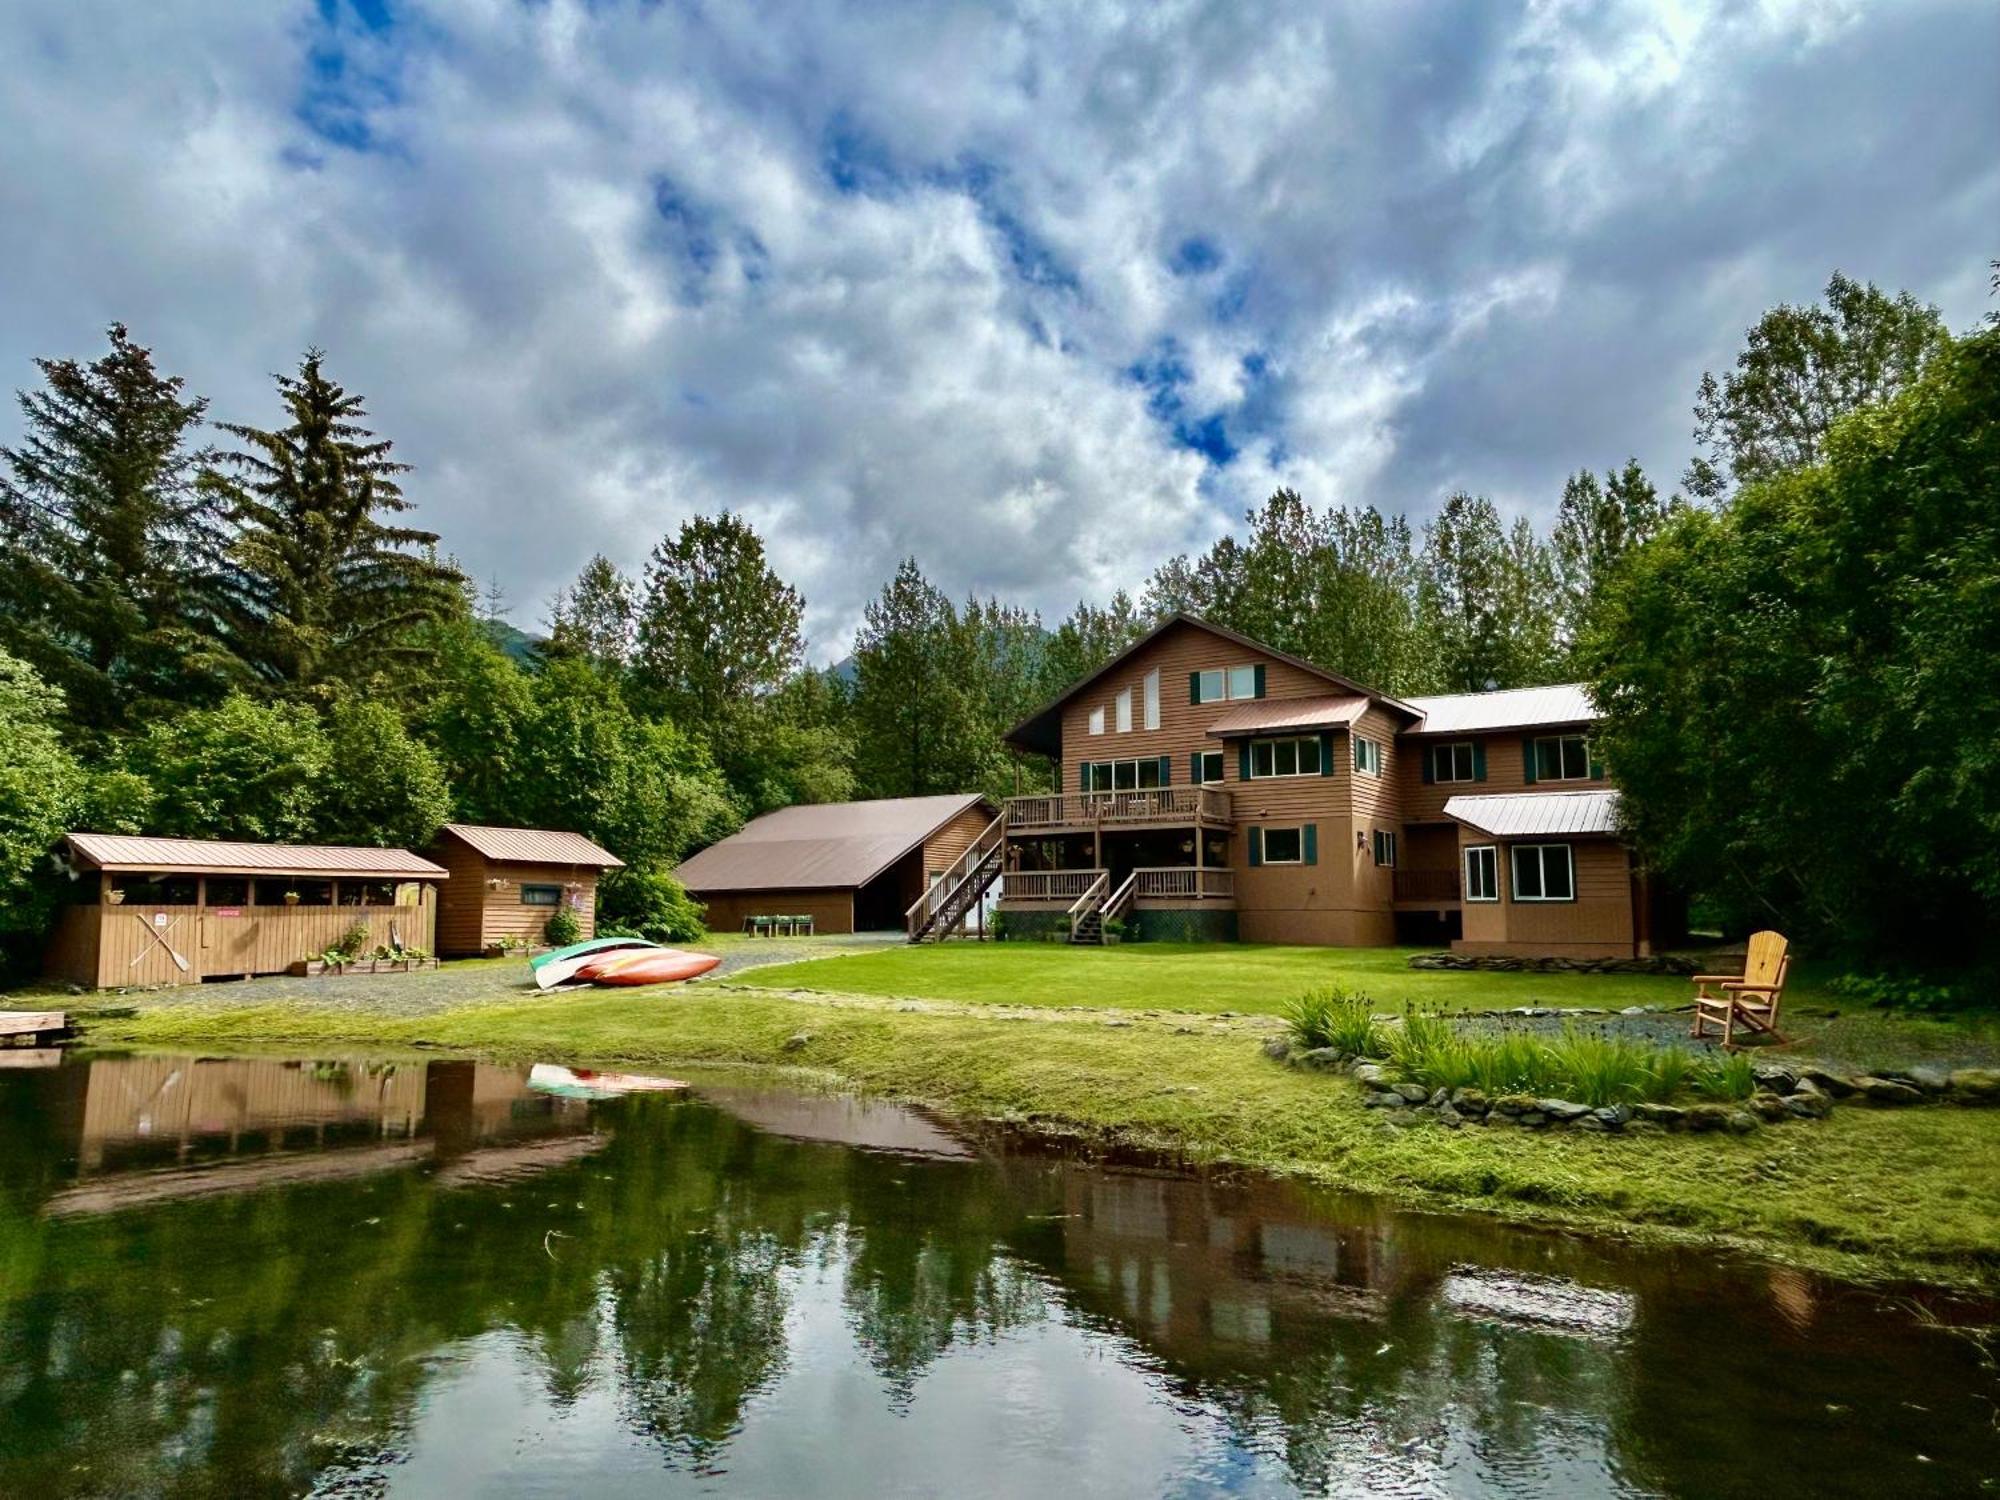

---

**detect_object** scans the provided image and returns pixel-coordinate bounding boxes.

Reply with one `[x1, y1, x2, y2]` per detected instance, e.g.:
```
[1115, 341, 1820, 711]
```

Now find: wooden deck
[0, 1011, 67, 1045]
[1005, 786, 1233, 835]
[997, 868, 1235, 907]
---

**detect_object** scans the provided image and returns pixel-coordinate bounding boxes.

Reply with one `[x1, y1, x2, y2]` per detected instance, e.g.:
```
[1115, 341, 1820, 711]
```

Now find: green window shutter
[1078, 760, 1089, 791]
[1421, 746, 1435, 784]
[1188, 672, 1202, 705]
[1158, 754, 1172, 786]
[1238, 742, 1251, 781]
[1303, 824, 1317, 865]
[1252, 664, 1267, 699]
[1353, 737, 1363, 771]
[1521, 737, 1538, 785]
[1472, 742, 1487, 782]
[1247, 827, 1263, 867]
[1322, 732, 1336, 775]
[1189, 752, 1203, 784]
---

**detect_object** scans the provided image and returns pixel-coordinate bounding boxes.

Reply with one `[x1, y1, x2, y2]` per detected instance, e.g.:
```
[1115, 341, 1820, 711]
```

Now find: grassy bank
[77, 983, 2000, 1293]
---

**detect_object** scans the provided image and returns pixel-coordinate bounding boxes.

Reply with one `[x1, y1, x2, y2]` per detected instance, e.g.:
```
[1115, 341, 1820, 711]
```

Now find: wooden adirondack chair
[1689, 930, 1790, 1047]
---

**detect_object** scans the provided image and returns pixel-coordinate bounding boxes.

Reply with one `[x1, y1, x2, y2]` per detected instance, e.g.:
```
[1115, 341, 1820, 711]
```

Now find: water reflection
[0, 1053, 1989, 1498]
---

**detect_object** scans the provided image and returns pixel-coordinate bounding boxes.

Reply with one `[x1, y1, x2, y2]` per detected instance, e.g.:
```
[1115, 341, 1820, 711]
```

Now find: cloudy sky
[2, 1, 1994, 656]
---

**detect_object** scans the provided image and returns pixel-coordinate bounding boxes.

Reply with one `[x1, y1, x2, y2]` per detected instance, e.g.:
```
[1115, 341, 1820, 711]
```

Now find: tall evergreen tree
[1417, 492, 1558, 692]
[546, 553, 637, 668]
[1550, 459, 1670, 663]
[0, 324, 237, 735]
[211, 351, 462, 698]
[632, 513, 804, 738]
[1038, 592, 1147, 700]
[850, 559, 982, 797]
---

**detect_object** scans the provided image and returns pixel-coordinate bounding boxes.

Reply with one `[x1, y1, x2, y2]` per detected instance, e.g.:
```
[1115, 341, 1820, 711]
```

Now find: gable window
[1143, 669, 1160, 730]
[1193, 664, 1264, 703]
[1372, 829, 1397, 867]
[1510, 844, 1575, 902]
[1261, 826, 1304, 864]
[1085, 758, 1167, 792]
[1430, 741, 1477, 783]
[1353, 736, 1383, 775]
[1116, 688, 1133, 733]
[1191, 749, 1224, 784]
[521, 883, 563, 907]
[1464, 845, 1499, 901]
[1088, 706, 1105, 736]
[1227, 664, 1258, 700]
[1249, 735, 1322, 779]
[1531, 734, 1591, 782]
[1196, 668, 1224, 703]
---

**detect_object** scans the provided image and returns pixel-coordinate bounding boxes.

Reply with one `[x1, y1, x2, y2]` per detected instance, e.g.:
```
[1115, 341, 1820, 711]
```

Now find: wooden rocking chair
[1689, 930, 1790, 1048]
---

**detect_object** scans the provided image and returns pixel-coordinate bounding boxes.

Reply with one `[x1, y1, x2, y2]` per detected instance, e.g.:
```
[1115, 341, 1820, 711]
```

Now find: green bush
[597, 867, 706, 943]
[1385, 1015, 1739, 1107]
[543, 905, 582, 947]
[328, 923, 373, 962]
[1693, 1051, 1757, 1101]
[1281, 986, 1385, 1055]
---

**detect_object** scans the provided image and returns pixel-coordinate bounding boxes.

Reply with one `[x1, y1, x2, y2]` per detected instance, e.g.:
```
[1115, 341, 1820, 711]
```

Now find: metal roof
[674, 794, 992, 893]
[1404, 683, 1598, 735]
[64, 833, 447, 880]
[1442, 790, 1622, 839]
[1205, 694, 1370, 737]
[440, 824, 623, 868]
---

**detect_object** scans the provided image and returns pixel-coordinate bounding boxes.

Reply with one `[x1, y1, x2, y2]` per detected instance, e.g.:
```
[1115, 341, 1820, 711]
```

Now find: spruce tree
[546, 553, 638, 668]
[211, 351, 461, 698]
[0, 324, 238, 736]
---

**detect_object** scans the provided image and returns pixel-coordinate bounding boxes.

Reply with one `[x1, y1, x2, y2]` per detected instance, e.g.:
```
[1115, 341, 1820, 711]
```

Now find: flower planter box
[286, 956, 436, 977]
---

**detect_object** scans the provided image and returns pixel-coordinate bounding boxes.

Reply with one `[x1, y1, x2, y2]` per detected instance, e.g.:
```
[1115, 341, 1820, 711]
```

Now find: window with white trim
[1143, 669, 1160, 730]
[1115, 687, 1133, 733]
[1430, 741, 1477, 782]
[1248, 735, 1322, 779]
[1353, 736, 1383, 775]
[1464, 845, 1498, 901]
[1088, 705, 1105, 736]
[1511, 843, 1575, 901]
[1261, 826, 1304, 864]
[520, 883, 562, 907]
[1084, 759, 1166, 792]
[1193, 749, 1224, 784]
[1226, 664, 1257, 699]
[1372, 829, 1396, 867]
[1531, 734, 1591, 781]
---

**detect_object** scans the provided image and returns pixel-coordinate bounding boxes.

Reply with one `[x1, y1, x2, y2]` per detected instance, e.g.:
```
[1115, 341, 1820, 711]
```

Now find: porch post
[1093, 800, 1102, 871]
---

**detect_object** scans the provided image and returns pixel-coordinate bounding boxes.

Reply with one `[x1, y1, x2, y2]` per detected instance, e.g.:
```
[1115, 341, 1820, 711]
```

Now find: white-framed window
[1464, 845, 1499, 902]
[520, 883, 562, 907]
[1227, 664, 1257, 700]
[1194, 664, 1261, 703]
[1249, 735, 1322, 779]
[1084, 758, 1166, 792]
[1143, 668, 1160, 730]
[1511, 843, 1576, 901]
[1197, 668, 1225, 703]
[1115, 687, 1133, 733]
[1353, 736, 1383, 775]
[1088, 705, 1105, 736]
[1261, 826, 1304, 864]
[1531, 734, 1591, 781]
[1430, 741, 1477, 782]
[1193, 749, 1224, 784]
[1372, 830, 1396, 867]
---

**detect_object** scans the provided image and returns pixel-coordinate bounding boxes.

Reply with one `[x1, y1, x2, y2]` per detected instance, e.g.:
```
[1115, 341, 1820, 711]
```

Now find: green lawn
[721, 941, 1697, 1013]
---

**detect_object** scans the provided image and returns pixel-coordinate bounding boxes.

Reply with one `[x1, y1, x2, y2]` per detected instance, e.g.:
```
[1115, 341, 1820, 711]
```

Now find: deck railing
[998, 869, 1107, 903]
[1132, 867, 1235, 900]
[999, 867, 1235, 904]
[1392, 868, 1461, 903]
[1005, 785, 1231, 832]
[904, 812, 1006, 939]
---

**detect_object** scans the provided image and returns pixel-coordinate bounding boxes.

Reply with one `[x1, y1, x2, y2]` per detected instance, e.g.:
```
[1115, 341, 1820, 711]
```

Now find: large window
[1249, 735, 1322, 779]
[1088, 705, 1105, 736]
[521, 883, 563, 907]
[1194, 664, 1262, 703]
[1464, 845, 1498, 902]
[1084, 758, 1167, 792]
[1430, 741, 1478, 783]
[1115, 687, 1133, 733]
[1143, 669, 1161, 730]
[1531, 734, 1591, 781]
[1353, 736, 1383, 775]
[1261, 826, 1304, 864]
[1372, 829, 1397, 867]
[1510, 844, 1575, 902]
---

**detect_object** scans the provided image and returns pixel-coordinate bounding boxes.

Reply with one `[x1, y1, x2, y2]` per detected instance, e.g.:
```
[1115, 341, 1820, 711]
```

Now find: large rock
[1632, 1102, 1685, 1127]
[1904, 1065, 1951, 1095]
[1363, 1091, 1410, 1110]
[1293, 1047, 1346, 1071]
[1491, 1094, 1537, 1117]
[1261, 1037, 1293, 1062]
[1751, 1064, 1799, 1095]
[1948, 1068, 2000, 1103]
[1748, 1092, 1791, 1122]
[1623, 1119, 1665, 1135]
[1394, 1081, 1433, 1104]
[1437, 1104, 1464, 1129]
[1517, 1111, 1548, 1128]
[1800, 1067, 1857, 1097]
[1537, 1098, 1593, 1123]
[1593, 1105, 1631, 1129]
[1449, 1088, 1490, 1115]
[1724, 1110, 1760, 1134]
[1853, 1076, 1924, 1106]
[1684, 1104, 1732, 1133]
[1783, 1089, 1833, 1119]
[1353, 1063, 1391, 1088]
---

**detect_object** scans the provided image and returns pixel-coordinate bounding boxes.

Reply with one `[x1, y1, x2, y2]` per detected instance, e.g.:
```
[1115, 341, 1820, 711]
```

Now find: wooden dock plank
[0, 1011, 66, 1040]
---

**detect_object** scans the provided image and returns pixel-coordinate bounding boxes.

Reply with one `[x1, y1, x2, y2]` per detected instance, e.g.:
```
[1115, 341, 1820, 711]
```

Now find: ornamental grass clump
[1693, 1050, 1758, 1101]
[1384, 1014, 1746, 1108]
[1281, 986, 1385, 1056]
[1544, 1026, 1656, 1108]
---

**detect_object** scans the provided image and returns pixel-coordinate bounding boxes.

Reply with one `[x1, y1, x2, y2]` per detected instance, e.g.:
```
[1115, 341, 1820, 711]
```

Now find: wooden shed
[427, 824, 624, 957]
[673, 795, 997, 935]
[46, 834, 446, 989]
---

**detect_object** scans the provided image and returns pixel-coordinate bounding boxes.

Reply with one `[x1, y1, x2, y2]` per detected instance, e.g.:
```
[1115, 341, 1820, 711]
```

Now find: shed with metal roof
[427, 824, 625, 957]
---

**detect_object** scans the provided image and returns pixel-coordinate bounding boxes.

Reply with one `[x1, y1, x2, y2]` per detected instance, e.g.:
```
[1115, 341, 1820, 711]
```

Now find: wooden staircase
[1066, 870, 1136, 946]
[905, 815, 1006, 943]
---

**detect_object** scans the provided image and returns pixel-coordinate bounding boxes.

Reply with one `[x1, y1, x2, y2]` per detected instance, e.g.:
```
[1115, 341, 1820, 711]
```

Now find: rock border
[1408, 952, 1697, 975]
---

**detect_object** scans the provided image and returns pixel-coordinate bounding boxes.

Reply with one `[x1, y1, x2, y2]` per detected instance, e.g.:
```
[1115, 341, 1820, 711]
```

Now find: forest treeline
[1, 270, 1991, 969]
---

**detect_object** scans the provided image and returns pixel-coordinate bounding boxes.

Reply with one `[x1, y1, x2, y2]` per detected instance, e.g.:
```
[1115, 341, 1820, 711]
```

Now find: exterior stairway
[1069, 910, 1104, 946]
[906, 817, 1005, 943]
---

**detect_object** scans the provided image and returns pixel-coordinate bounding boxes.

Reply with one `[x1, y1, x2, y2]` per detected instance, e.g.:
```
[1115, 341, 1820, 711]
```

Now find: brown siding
[698, 889, 855, 936]
[1454, 829, 1635, 958]
[45, 906, 101, 985]
[921, 803, 995, 881]
[430, 838, 492, 956]
[474, 863, 600, 950]
[1400, 730, 1603, 824]
[76, 899, 437, 988]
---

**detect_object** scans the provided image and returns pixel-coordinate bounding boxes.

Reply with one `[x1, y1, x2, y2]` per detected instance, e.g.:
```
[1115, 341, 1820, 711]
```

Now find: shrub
[1693, 1051, 1757, 1101]
[544, 905, 582, 947]
[328, 923, 373, 962]
[1640, 1046, 1701, 1102]
[1383, 1015, 1748, 1107]
[598, 867, 707, 943]
[1543, 1026, 1655, 1108]
[1388, 1009, 1470, 1087]
[1281, 986, 1385, 1055]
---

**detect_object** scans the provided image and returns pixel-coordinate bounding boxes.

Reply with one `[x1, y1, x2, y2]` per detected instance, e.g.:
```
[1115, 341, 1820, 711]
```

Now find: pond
[0, 1051, 1991, 1497]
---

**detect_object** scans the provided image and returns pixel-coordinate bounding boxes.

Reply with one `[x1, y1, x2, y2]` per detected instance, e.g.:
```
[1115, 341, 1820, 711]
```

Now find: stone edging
[1408, 953, 1698, 975]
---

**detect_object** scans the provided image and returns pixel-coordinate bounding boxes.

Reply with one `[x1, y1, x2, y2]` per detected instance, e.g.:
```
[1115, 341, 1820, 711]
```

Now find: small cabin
[46, 833, 447, 988]
[427, 824, 624, 956]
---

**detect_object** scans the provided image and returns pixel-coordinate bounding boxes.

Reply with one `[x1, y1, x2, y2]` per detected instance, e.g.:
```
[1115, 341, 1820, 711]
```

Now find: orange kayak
[577, 948, 721, 986]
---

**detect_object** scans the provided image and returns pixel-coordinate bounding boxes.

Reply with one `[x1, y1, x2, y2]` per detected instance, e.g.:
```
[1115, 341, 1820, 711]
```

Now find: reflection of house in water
[39, 1056, 602, 1216]
[693, 1085, 973, 1159]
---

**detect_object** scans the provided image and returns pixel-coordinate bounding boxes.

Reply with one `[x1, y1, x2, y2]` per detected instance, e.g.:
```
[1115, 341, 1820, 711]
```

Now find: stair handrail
[1102, 869, 1139, 923]
[905, 812, 1006, 939]
[1067, 870, 1109, 924]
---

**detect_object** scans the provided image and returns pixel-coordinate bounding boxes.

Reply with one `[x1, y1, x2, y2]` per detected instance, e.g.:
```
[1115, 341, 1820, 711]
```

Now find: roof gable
[439, 824, 623, 868]
[674, 794, 993, 893]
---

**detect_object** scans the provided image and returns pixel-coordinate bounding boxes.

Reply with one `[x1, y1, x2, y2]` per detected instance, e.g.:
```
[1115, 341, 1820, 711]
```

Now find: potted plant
[1102, 917, 1126, 946]
[106, 887, 126, 906]
[282, 889, 302, 906]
